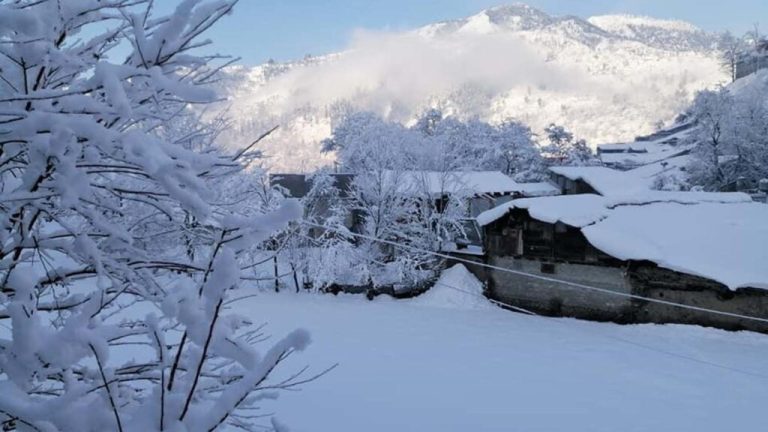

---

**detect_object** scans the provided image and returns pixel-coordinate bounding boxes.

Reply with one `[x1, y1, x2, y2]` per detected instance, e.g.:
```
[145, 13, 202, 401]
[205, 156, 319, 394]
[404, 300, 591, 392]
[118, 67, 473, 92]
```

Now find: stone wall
[484, 257, 635, 322]
[628, 264, 768, 333]
[463, 256, 768, 334]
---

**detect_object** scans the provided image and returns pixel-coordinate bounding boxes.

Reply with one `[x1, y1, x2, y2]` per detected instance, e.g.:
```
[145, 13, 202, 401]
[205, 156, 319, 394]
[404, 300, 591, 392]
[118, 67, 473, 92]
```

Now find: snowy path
[228, 290, 768, 432]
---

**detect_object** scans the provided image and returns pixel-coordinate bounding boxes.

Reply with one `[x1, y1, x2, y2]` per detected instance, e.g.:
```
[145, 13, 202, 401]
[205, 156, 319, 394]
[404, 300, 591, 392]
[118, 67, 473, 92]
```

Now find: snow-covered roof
[597, 124, 695, 167]
[385, 170, 547, 196]
[477, 194, 607, 227]
[620, 154, 691, 187]
[583, 201, 768, 290]
[599, 145, 693, 167]
[512, 182, 561, 197]
[602, 191, 752, 207]
[478, 191, 753, 227]
[549, 166, 644, 196]
[477, 192, 765, 290]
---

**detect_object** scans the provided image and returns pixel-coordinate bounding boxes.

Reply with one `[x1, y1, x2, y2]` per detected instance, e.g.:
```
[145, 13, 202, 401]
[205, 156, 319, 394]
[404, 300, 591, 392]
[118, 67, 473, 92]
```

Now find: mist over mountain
[212, 3, 727, 171]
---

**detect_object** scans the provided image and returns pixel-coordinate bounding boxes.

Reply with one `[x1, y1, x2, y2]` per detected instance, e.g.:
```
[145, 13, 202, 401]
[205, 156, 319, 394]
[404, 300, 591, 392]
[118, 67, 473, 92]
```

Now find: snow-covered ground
[227, 268, 768, 432]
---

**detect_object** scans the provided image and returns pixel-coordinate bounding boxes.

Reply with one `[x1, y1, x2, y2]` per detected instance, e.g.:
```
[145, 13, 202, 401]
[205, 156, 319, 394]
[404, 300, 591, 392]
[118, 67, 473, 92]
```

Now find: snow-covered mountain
[213, 3, 727, 171]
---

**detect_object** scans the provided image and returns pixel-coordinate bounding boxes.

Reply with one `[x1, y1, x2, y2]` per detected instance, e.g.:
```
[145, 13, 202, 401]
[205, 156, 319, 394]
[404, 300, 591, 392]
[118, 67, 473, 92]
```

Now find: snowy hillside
[600, 68, 768, 190]
[213, 4, 726, 171]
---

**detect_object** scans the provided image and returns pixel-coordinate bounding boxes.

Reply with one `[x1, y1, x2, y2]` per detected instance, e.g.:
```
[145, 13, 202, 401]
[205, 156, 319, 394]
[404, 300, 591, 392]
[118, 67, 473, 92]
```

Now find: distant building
[270, 173, 359, 235]
[272, 170, 561, 255]
[547, 166, 638, 196]
[380, 170, 559, 217]
[719, 176, 768, 204]
[596, 122, 694, 170]
[463, 162, 768, 333]
[735, 39, 768, 80]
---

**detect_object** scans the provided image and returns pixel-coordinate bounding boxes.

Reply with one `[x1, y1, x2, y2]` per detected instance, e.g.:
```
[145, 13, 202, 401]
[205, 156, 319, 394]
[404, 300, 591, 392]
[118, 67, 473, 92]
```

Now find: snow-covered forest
[2, 1, 768, 431]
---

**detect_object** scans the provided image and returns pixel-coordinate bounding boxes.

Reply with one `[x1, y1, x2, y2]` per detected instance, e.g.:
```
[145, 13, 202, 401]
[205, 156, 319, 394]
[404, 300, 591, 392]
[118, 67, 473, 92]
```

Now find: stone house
[470, 191, 768, 333]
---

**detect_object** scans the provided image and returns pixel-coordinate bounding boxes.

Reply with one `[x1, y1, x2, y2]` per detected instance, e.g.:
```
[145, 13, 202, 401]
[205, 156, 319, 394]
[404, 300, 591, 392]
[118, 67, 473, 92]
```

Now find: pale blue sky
[162, 1, 767, 65]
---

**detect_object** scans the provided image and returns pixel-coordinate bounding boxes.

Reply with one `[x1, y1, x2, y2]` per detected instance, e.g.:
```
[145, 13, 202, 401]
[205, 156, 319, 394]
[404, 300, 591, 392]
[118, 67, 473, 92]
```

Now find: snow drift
[411, 265, 494, 310]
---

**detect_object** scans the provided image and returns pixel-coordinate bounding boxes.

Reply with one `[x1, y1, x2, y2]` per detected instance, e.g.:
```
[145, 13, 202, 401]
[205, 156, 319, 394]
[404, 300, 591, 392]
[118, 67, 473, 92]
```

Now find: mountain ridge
[211, 4, 726, 171]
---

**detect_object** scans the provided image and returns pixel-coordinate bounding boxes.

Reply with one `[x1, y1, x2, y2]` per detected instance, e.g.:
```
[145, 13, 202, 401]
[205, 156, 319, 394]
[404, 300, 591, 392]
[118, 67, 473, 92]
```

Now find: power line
[431, 280, 768, 380]
[294, 221, 768, 379]
[301, 221, 768, 325]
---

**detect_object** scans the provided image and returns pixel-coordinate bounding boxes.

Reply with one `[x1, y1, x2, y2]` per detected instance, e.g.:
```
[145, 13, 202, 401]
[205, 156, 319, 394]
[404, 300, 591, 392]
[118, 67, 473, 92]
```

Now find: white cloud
[220, 13, 726, 171]
[259, 28, 599, 118]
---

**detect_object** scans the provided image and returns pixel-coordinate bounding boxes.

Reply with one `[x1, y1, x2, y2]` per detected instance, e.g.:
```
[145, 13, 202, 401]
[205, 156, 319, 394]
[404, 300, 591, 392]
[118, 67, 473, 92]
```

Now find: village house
[546, 166, 632, 195]
[271, 170, 558, 238]
[271, 170, 559, 295]
[596, 122, 694, 169]
[466, 166, 768, 333]
[735, 39, 768, 80]
[274, 167, 768, 332]
[271, 171, 557, 212]
[381, 170, 559, 216]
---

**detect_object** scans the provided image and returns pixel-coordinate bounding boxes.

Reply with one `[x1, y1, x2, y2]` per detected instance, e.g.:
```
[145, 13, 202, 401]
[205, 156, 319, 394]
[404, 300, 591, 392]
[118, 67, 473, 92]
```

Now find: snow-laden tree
[349, 168, 447, 291]
[0, 2, 315, 430]
[686, 89, 733, 188]
[320, 109, 553, 289]
[686, 84, 768, 190]
[410, 109, 546, 179]
[321, 111, 417, 173]
[280, 170, 363, 291]
[542, 123, 599, 167]
[412, 108, 443, 137]
[719, 31, 746, 82]
[481, 120, 546, 181]
[325, 109, 547, 179]
[730, 86, 768, 183]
